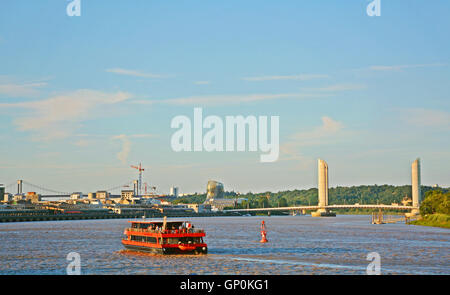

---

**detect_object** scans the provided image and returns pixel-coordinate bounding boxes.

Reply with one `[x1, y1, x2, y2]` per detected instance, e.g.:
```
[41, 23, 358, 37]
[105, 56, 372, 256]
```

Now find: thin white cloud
[194, 81, 211, 85]
[242, 74, 329, 81]
[131, 93, 329, 106]
[162, 93, 311, 105]
[369, 63, 446, 71]
[0, 89, 132, 140]
[74, 139, 90, 147]
[111, 133, 157, 164]
[280, 116, 347, 162]
[112, 134, 131, 164]
[289, 116, 344, 145]
[131, 83, 363, 107]
[400, 108, 450, 129]
[106, 68, 168, 78]
[302, 83, 366, 92]
[129, 134, 158, 139]
[0, 82, 47, 97]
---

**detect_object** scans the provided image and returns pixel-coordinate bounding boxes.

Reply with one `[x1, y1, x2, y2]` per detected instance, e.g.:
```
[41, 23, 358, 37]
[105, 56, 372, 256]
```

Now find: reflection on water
[0, 215, 448, 274]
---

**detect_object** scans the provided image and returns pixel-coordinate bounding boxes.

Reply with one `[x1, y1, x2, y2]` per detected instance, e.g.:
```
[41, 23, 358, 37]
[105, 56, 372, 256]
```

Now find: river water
[0, 215, 448, 275]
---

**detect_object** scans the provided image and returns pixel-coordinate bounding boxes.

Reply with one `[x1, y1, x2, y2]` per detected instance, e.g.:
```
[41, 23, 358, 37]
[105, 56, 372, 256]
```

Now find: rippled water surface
[0, 216, 449, 274]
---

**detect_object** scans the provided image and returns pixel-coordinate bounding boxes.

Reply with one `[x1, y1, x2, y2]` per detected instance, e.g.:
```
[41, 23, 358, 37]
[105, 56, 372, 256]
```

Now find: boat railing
[126, 228, 204, 234]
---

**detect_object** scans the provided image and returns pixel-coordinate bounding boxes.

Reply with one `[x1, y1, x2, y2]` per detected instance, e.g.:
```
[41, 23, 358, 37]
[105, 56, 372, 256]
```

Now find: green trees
[278, 197, 288, 207]
[172, 185, 449, 210]
[238, 199, 249, 209]
[172, 194, 206, 204]
[419, 191, 450, 216]
[412, 191, 450, 228]
[258, 195, 270, 208]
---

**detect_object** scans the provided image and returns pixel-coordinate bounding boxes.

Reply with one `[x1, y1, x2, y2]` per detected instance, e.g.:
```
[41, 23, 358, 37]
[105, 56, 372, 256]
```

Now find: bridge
[2, 158, 423, 218]
[1, 179, 139, 199]
[225, 158, 422, 217]
[224, 204, 417, 213]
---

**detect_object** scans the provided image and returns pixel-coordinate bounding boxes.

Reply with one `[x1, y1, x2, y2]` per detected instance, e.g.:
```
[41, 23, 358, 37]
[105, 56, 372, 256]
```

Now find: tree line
[420, 190, 450, 216]
[172, 185, 449, 209]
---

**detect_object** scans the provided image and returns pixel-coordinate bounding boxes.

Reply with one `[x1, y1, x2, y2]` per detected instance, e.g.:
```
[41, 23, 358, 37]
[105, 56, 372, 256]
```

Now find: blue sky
[0, 0, 449, 194]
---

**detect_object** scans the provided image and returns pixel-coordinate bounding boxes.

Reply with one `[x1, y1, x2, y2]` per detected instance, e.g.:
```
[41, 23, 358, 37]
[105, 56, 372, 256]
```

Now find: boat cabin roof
[129, 220, 191, 227]
[129, 220, 190, 224]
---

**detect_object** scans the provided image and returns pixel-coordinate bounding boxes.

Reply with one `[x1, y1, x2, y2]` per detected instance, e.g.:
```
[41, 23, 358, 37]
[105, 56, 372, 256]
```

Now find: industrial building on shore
[0, 180, 236, 222]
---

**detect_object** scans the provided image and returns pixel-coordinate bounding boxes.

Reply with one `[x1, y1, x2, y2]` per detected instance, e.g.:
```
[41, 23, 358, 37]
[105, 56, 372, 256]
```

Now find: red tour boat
[122, 218, 207, 255]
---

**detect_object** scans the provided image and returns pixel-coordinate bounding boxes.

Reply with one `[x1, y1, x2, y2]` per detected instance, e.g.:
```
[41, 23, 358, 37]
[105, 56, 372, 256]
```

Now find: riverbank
[409, 213, 450, 229]
[0, 211, 238, 223]
[253, 210, 408, 216]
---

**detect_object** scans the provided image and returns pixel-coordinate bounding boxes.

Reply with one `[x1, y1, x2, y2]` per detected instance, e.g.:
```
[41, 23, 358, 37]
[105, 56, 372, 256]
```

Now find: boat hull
[122, 241, 207, 255]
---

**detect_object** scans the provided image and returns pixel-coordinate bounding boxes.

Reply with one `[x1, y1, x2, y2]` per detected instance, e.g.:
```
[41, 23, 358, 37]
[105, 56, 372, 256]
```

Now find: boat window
[179, 237, 201, 244]
[145, 236, 157, 243]
[130, 235, 146, 242]
[166, 238, 179, 244]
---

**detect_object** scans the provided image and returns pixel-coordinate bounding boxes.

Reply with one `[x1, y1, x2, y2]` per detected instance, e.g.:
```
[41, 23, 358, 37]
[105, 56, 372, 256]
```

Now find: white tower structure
[318, 159, 329, 208]
[312, 159, 335, 217]
[170, 186, 179, 197]
[412, 158, 421, 208]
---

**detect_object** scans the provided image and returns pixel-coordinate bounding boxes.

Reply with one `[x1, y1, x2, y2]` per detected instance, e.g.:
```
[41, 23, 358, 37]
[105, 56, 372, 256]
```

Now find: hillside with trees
[173, 185, 449, 211]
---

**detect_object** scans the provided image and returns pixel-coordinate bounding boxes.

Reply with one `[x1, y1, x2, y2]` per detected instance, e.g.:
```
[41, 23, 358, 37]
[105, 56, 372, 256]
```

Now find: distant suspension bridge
[2, 179, 143, 198]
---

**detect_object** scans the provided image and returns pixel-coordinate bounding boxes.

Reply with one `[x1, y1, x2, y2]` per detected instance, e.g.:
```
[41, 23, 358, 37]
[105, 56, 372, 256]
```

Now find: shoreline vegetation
[409, 214, 450, 229]
[410, 190, 450, 229]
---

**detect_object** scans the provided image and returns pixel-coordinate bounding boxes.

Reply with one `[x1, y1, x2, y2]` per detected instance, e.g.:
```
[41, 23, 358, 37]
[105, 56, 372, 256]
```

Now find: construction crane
[130, 163, 145, 196]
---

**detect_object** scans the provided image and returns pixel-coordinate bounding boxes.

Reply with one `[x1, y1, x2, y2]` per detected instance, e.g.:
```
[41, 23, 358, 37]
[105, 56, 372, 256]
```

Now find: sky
[0, 0, 449, 195]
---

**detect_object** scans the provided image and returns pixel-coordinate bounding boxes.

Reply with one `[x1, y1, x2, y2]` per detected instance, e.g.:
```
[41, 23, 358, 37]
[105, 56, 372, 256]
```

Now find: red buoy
[260, 220, 268, 243]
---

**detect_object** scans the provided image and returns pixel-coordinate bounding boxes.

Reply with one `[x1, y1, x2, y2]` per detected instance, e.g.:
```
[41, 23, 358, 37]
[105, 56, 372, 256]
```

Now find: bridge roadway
[224, 204, 418, 212]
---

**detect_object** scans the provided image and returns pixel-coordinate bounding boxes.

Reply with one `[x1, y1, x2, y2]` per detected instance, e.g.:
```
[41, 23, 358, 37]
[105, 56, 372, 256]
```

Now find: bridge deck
[224, 204, 418, 212]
